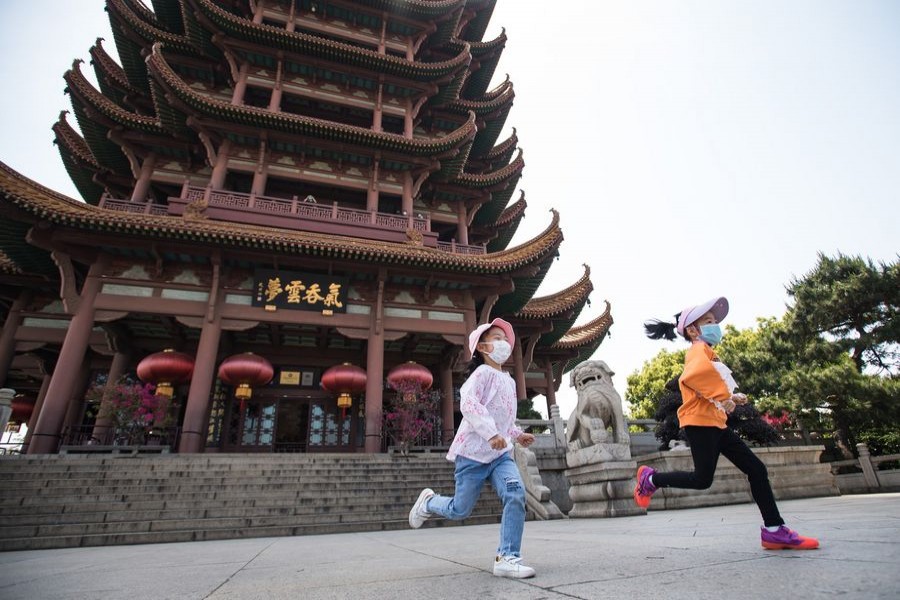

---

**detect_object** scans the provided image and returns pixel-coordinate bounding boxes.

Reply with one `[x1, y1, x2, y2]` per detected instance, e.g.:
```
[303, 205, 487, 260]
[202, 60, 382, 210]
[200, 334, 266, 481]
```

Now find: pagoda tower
[0, 0, 612, 455]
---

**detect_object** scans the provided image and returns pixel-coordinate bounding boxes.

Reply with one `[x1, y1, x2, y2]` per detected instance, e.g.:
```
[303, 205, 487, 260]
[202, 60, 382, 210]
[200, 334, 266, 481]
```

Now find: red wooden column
[27, 261, 103, 454]
[19, 372, 50, 454]
[0, 289, 29, 387]
[178, 315, 222, 453]
[364, 273, 386, 453]
[512, 336, 527, 401]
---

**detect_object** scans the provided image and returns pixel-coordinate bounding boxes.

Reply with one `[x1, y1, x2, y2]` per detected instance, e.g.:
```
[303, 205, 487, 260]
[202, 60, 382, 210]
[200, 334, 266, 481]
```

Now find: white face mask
[486, 339, 512, 364]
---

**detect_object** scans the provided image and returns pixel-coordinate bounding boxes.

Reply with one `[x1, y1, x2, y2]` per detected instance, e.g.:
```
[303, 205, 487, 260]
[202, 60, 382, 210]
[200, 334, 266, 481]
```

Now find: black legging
[653, 425, 784, 527]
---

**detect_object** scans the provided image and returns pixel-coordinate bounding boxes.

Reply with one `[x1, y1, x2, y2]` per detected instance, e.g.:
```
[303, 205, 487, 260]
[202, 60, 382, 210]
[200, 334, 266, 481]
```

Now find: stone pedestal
[566, 459, 644, 518]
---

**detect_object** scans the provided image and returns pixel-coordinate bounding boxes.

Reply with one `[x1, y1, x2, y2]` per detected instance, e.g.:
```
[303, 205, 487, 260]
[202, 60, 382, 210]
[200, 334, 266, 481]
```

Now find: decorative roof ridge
[517, 264, 593, 319]
[196, 0, 472, 79]
[52, 111, 99, 168]
[457, 148, 522, 186]
[494, 192, 526, 226]
[108, 0, 194, 55]
[89, 38, 141, 97]
[449, 26, 506, 55]
[65, 59, 161, 131]
[485, 126, 517, 159]
[148, 44, 477, 155]
[447, 79, 513, 113]
[551, 301, 614, 349]
[0, 161, 561, 274]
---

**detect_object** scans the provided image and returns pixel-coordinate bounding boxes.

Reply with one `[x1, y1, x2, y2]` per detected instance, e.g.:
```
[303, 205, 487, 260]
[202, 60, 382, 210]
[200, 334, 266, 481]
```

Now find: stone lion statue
[567, 360, 630, 450]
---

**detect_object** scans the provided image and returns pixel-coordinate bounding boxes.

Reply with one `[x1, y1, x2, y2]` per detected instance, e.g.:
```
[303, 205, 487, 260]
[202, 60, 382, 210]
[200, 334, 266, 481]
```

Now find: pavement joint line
[201, 539, 278, 600]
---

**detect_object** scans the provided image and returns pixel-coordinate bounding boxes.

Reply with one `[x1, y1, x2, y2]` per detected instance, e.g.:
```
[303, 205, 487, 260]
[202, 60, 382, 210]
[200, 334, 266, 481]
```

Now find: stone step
[0, 493, 503, 527]
[0, 470, 456, 488]
[0, 499, 503, 538]
[0, 513, 503, 552]
[0, 454, 502, 552]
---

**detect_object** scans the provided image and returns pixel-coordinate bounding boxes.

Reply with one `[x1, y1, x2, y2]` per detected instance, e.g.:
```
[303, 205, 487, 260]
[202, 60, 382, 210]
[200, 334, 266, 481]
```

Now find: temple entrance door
[274, 399, 311, 452]
[305, 401, 354, 452]
[230, 399, 277, 452]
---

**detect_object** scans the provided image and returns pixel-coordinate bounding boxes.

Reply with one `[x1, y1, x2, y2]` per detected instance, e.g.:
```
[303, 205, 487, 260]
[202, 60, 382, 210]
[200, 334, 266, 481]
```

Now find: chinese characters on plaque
[253, 269, 348, 315]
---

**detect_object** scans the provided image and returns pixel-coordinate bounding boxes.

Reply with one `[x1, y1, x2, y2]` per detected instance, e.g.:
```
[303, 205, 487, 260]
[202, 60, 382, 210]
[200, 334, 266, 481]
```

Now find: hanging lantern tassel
[337, 392, 352, 419]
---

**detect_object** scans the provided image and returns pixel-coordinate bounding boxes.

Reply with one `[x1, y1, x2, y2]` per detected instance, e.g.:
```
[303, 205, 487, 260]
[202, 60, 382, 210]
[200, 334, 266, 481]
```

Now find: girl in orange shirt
[638, 297, 819, 550]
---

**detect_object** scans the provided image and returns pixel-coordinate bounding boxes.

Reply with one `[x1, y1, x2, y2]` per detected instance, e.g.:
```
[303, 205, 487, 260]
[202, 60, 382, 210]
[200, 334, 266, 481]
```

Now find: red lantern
[218, 353, 274, 400]
[10, 395, 35, 425]
[387, 361, 433, 402]
[136, 349, 195, 397]
[321, 363, 367, 418]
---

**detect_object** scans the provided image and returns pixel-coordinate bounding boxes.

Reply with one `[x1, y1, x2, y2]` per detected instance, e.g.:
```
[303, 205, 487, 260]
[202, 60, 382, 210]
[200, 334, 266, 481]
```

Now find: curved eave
[471, 104, 511, 156]
[148, 45, 476, 156]
[52, 113, 105, 206]
[90, 38, 145, 106]
[519, 265, 593, 320]
[65, 60, 163, 135]
[482, 193, 526, 253]
[108, 0, 195, 55]
[446, 79, 514, 116]
[458, 148, 523, 188]
[0, 163, 563, 275]
[491, 210, 562, 316]
[461, 41, 505, 99]
[195, 0, 471, 82]
[483, 126, 517, 163]
[0, 219, 58, 278]
[552, 303, 615, 378]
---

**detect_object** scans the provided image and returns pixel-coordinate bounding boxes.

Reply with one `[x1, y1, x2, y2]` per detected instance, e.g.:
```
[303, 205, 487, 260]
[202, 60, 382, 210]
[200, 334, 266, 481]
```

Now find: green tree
[625, 349, 684, 419]
[780, 253, 900, 455]
[786, 252, 899, 374]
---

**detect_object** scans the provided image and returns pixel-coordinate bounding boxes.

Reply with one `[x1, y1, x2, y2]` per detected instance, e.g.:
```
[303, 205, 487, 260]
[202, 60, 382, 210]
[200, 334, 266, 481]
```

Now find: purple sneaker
[761, 526, 819, 550]
[634, 465, 657, 508]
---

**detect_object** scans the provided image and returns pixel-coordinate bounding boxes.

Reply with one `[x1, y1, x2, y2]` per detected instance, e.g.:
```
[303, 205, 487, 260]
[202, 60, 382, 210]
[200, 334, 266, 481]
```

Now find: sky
[1, 1, 898, 420]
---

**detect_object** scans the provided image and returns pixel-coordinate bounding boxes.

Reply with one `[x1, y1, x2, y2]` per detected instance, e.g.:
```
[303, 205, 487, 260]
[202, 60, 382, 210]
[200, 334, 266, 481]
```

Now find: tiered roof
[2, 0, 612, 387]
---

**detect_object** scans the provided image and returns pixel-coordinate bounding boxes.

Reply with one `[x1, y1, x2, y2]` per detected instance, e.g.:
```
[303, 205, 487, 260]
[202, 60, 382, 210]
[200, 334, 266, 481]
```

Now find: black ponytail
[644, 312, 683, 341]
[465, 350, 485, 378]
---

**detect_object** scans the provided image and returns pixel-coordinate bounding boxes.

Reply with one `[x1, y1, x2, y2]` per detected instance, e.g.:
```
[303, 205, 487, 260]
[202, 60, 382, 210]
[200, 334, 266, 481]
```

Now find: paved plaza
[0, 493, 897, 599]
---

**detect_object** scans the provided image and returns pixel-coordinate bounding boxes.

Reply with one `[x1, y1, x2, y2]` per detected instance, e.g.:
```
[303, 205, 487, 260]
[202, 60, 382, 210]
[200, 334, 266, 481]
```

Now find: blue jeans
[426, 453, 526, 557]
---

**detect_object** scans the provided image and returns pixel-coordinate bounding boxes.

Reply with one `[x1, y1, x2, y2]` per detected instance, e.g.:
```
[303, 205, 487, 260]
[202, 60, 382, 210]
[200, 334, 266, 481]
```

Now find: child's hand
[516, 433, 535, 447]
[489, 435, 507, 450]
[723, 398, 736, 414]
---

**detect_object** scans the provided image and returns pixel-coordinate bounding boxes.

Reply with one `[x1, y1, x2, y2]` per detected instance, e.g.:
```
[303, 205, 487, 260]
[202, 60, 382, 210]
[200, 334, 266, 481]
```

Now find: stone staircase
[0, 453, 504, 552]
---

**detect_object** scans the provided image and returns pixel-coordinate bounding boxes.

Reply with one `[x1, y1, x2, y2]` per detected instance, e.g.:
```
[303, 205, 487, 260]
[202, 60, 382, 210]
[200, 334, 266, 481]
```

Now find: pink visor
[676, 297, 729, 335]
[468, 318, 515, 354]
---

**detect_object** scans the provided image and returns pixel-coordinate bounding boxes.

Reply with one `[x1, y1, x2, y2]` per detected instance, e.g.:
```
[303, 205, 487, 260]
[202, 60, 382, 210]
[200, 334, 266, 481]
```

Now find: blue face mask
[699, 323, 723, 345]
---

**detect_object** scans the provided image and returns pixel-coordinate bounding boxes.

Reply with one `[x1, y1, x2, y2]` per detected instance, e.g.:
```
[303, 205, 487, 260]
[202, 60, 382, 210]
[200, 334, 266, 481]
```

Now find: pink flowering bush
[86, 381, 169, 444]
[762, 410, 793, 431]
[383, 388, 439, 454]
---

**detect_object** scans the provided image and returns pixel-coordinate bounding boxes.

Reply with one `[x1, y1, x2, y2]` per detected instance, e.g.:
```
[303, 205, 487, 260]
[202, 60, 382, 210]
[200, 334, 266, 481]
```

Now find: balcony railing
[99, 187, 487, 255]
[182, 186, 431, 232]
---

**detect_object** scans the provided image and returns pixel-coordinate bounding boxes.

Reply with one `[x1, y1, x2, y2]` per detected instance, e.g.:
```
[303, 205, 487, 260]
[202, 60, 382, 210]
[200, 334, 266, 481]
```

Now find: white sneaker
[493, 555, 536, 579]
[408, 488, 434, 528]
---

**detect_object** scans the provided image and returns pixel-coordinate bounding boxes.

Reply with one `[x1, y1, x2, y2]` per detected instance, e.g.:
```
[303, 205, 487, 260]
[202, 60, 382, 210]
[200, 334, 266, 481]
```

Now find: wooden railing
[99, 188, 488, 256]
[182, 186, 431, 233]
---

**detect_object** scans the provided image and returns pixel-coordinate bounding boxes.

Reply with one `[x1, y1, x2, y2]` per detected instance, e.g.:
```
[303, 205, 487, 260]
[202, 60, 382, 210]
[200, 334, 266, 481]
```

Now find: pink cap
[676, 297, 729, 335]
[468, 318, 515, 354]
